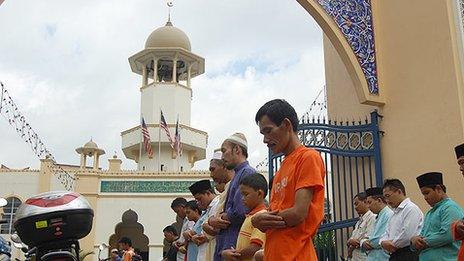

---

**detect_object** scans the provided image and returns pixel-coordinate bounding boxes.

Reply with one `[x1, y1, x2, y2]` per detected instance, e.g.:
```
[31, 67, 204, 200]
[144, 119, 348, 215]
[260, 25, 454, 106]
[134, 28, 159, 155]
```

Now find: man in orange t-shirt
[118, 237, 135, 261]
[252, 99, 325, 260]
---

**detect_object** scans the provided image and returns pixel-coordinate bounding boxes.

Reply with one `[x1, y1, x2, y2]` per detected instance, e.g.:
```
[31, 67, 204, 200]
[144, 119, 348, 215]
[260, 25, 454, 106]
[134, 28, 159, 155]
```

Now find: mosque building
[0, 18, 210, 260]
[2, 1, 464, 260]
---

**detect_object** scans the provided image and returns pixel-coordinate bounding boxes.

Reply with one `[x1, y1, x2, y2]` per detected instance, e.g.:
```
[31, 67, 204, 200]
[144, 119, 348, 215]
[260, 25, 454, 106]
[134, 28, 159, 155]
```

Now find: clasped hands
[251, 210, 286, 232]
[456, 220, 464, 236]
[183, 229, 208, 246]
[411, 236, 429, 251]
[361, 240, 374, 250]
[208, 213, 231, 230]
[347, 238, 360, 249]
[221, 247, 240, 261]
[380, 240, 398, 254]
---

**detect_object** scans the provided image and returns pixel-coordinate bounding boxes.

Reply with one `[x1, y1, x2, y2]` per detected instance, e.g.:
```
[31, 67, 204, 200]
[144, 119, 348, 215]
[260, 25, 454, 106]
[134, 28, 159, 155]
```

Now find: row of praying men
[347, 143, 464, 261]
[161, 99, 329, 261]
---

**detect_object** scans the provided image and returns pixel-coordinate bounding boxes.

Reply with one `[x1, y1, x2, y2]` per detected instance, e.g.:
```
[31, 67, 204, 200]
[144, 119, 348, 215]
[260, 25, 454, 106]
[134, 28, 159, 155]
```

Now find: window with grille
[0, 197, 22, 234]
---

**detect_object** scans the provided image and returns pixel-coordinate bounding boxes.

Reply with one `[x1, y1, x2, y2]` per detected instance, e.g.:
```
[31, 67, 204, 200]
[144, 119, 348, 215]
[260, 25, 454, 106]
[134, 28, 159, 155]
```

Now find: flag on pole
[160, 110, 175, 148]
[174, 117, 182, 157]
[141, 117, 154, 159]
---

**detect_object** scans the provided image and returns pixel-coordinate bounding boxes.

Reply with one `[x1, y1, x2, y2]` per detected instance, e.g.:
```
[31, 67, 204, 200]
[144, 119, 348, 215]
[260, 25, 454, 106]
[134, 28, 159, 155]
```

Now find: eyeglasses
[383, 188, 399, 198]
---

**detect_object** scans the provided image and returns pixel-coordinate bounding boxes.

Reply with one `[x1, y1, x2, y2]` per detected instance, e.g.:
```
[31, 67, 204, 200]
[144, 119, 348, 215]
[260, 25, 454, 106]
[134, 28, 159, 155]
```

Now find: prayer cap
[455, 143, 464, 159]
[212, 149, 222, 160]
[365, 187, 383, 197]
[189, 179, 212, 195]
[416, 172, 443, 188]
[0, 197, 6, 207]
[225, 133, 247, 149]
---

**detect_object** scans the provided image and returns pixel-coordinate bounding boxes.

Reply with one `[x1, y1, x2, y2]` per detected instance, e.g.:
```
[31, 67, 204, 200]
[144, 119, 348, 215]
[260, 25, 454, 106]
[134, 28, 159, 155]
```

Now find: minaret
[121, 18, 207, 172]
[76, 139, 106, 170]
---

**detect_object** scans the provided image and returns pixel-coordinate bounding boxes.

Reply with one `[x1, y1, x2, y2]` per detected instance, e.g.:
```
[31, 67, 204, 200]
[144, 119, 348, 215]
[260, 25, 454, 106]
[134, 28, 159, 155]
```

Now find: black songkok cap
[455, 143, 464, 159]
[416, 172, 443, 188]
[189, 179, 212, 195]
[365, 187, 383, 197]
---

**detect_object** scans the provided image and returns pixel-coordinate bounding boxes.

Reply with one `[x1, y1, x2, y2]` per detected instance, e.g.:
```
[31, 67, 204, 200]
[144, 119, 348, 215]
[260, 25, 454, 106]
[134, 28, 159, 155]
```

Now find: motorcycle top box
[13, 191, 94, 247]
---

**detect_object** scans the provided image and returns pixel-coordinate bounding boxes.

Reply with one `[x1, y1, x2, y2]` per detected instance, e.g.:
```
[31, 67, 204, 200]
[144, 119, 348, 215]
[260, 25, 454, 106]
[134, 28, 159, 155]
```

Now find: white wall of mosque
[121, 126, 207, 171]
[137, 145, 190, 172]
[0, 171, 40, 199]
[140, 83, 192, 126]
[121, 126, 207, 150]
[93, 195, 193, 261]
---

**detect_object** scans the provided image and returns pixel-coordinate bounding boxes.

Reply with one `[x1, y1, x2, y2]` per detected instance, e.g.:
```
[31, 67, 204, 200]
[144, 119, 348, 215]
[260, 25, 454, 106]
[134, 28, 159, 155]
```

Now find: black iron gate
[268, 111, 383, 260]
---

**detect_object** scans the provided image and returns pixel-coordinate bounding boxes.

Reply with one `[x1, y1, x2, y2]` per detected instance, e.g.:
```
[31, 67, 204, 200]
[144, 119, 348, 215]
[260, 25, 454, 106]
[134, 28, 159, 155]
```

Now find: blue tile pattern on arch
[317, 0, 378, 94]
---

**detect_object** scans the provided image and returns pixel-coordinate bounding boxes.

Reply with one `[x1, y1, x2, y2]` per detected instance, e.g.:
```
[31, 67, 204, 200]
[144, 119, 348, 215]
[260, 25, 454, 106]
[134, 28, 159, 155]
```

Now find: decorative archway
[109, 209, 150, 261]
[297, 0, 385, 105]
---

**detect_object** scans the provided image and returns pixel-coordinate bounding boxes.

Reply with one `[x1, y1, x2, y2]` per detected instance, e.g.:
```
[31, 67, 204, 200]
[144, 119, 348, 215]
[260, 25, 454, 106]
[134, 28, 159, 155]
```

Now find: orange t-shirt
[452, 221, 464, 261]
[122, 247, 134, 261]
[264, 145, 325, 261]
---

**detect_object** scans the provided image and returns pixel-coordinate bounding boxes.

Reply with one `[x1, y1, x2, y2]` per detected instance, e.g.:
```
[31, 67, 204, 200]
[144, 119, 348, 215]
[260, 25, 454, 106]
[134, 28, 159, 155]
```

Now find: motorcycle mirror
[10, 233, 22, 244]
[0, 198, 6, 207]
[99, 243, 109, 251]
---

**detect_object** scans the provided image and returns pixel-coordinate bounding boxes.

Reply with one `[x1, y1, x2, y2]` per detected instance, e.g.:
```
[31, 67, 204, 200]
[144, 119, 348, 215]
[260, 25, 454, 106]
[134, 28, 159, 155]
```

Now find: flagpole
[177, 114, 180, 172]
[172, 116, 175, 172]
[139, 115, 143, 171]
[152, 103, 156, 171]
[158, 108, 161, 172]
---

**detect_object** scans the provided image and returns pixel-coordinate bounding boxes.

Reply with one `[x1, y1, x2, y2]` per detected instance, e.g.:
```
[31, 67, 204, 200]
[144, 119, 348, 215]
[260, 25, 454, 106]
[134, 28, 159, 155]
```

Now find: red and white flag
[141, 117, 154, 159]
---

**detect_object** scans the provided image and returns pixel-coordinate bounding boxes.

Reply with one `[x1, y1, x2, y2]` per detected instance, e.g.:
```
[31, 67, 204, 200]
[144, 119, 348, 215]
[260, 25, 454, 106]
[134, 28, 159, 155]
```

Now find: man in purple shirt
[209, 133, 256, 260]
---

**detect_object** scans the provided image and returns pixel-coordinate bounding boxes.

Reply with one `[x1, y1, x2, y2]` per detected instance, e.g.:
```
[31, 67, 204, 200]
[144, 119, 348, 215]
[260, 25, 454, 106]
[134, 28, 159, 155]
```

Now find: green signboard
[100, 180, 198, 193]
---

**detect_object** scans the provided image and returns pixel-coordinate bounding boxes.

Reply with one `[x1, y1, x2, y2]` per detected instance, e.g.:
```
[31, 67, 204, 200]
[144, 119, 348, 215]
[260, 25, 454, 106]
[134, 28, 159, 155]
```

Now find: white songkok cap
[212, 149, 222, 160]
[0, 197, 6, 207]
[225, 132, 247, 149]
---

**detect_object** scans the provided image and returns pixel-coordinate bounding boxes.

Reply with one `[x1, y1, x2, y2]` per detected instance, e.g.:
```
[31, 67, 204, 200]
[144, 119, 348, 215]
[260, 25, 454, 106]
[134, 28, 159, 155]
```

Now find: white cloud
[0, 0, 324, 171]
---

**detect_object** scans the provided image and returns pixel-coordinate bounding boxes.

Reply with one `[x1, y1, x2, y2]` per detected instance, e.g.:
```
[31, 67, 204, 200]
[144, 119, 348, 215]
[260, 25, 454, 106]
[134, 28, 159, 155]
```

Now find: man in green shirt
[410, 172, 464, 260]
[453, 143, 464, 260]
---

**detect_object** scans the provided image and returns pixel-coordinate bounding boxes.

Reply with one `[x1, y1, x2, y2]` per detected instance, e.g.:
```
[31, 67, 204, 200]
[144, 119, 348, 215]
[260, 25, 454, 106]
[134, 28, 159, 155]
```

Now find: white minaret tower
[121, 17, 207, 172]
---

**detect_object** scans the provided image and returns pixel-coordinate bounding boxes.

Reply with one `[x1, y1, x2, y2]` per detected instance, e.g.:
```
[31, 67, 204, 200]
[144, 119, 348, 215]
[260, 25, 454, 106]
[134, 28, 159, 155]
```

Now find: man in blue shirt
[209, 133, 255, 261]
[361, 187, 393, 261]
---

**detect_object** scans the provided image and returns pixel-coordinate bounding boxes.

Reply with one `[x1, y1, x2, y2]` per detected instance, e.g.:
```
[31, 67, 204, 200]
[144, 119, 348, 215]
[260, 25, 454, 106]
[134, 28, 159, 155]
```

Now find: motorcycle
[12, 191, 94, 261]
[0, 198, 11, 261]
[0, 228, 11, 261]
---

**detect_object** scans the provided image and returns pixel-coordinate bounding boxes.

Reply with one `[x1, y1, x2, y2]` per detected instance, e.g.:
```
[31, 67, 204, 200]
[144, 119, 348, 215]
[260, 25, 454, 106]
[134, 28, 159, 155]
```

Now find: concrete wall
[0, 171, 40, 199]
[323, 0, 464, 211]
[0, 171, 40, 260]
[141, 83, 192, 126]
[121, 125, 208, 171]
[93, 196, 191, 261]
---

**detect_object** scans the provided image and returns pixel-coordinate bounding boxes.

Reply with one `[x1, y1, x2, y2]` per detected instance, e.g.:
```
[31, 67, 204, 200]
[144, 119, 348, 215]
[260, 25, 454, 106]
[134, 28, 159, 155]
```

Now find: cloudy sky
[0, 0, 325, 171]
